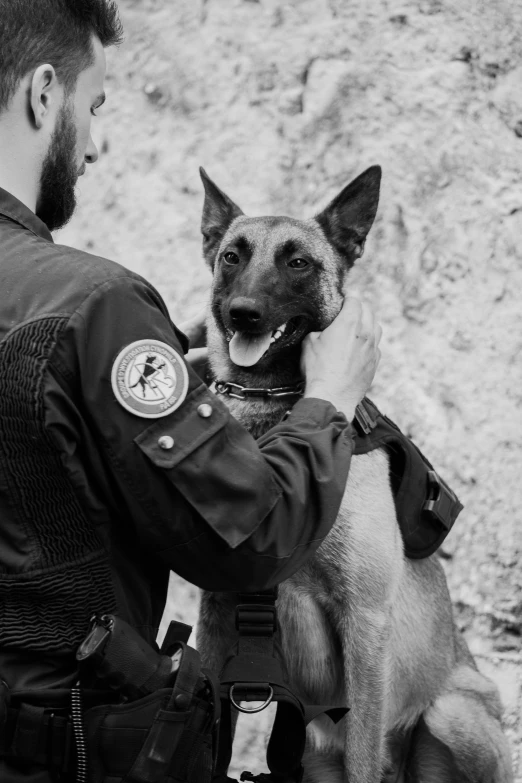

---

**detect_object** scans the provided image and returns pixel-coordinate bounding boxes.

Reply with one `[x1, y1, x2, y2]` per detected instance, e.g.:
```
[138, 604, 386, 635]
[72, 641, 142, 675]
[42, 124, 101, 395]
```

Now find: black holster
[77, 616, 220, 783]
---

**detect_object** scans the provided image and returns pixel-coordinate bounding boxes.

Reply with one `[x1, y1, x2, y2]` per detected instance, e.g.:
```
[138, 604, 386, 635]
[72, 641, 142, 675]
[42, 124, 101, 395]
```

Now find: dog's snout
[229, 298, 262, 329]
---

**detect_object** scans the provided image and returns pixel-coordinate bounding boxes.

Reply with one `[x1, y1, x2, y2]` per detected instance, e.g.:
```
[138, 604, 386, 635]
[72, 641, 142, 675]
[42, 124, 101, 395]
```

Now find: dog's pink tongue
[229, 331, 272, 367]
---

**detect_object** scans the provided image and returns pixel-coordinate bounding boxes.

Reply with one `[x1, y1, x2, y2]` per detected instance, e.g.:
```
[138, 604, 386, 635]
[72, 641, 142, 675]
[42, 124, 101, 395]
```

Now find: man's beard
[36, 101, 79, 232]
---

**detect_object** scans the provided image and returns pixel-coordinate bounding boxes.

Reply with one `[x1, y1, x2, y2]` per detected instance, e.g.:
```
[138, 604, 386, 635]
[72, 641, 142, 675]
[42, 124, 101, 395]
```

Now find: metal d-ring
[229, 684, 274, 714]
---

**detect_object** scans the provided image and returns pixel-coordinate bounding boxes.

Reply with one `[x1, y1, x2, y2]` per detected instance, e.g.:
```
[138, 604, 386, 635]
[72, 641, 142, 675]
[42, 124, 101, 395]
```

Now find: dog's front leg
[341, 608, 391, 783]
[197, 590, 237, 674]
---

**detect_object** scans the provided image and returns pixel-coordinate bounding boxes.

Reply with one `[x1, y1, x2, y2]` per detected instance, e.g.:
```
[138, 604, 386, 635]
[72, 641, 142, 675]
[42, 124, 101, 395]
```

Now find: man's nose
[85, 134, 99, 165]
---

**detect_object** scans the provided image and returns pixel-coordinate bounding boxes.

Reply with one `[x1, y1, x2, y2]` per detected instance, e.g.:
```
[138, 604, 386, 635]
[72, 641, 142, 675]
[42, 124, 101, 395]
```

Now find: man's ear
[29, 64, 60, 130]
[200, 167, 243, 267]
[315, 165, 381, 263]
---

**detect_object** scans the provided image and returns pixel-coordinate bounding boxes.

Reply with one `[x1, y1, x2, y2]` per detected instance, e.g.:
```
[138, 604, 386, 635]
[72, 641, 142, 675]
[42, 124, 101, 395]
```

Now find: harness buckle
[235, 604, 277, 636]
[229, 684, 274, 713]
[423, 470, 463, 531]
[354, 399, 378, 435]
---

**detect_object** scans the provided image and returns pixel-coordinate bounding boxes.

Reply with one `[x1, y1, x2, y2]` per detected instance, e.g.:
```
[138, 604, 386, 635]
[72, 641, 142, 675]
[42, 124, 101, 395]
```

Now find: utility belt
[0, 686, 117, 779]
[0, 605, 344, 783]
[0, 616, 220, 783]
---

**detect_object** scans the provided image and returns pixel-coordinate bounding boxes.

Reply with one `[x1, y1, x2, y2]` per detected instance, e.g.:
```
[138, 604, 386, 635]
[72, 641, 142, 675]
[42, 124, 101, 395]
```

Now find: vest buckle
[423, 470, 463, 531]
[235, 592, 277, 637]
[354, 399, 378, 435]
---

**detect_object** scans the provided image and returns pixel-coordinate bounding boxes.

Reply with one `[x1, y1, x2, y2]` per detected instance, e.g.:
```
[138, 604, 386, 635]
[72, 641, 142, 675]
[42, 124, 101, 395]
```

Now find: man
[0, 1, 381, 780]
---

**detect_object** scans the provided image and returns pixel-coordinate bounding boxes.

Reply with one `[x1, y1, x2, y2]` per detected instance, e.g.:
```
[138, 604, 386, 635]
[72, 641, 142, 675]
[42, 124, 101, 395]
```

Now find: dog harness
[212, 387, 464, 783]
[213, 591, 347, 783]
[214, 384, 464, 558]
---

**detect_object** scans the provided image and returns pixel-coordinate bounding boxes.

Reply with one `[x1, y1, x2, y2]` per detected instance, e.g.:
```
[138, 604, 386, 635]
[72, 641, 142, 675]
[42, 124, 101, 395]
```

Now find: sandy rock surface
[57, 0, 522, 776]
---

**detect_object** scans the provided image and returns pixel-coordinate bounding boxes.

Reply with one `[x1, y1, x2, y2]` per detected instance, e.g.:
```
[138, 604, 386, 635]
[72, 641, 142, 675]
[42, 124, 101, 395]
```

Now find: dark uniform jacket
[0, 187, 355, 694]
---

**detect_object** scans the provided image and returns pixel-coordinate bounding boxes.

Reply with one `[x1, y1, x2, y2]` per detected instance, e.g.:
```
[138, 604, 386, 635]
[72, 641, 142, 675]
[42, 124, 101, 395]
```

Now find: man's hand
[179, 307, 207, 349]
[301, 298, 382, 421]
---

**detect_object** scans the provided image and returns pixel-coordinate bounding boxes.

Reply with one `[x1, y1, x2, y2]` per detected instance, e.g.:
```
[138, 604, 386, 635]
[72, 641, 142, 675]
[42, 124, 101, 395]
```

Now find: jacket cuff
[285, 397, 355, 434]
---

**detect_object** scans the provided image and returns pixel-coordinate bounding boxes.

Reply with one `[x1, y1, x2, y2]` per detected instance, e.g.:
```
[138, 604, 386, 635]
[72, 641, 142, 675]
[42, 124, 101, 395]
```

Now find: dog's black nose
[230, 298, 262, 330]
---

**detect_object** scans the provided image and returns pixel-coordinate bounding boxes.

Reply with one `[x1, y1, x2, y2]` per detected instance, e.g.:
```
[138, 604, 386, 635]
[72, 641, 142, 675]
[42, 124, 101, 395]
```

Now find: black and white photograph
[0, 1, 520, 781]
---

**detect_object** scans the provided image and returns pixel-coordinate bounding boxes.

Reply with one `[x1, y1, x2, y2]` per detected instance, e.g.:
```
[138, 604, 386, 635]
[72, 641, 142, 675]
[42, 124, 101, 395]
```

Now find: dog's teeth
[273, 330, 282, 341]
[279, 322, 287, 334]
[270, 336, 276, 344]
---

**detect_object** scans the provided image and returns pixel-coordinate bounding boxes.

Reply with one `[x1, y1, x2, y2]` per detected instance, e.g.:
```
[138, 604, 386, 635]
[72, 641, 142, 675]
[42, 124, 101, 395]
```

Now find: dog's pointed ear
[315, 165, 381, 263]
[200, 167, 243, 267]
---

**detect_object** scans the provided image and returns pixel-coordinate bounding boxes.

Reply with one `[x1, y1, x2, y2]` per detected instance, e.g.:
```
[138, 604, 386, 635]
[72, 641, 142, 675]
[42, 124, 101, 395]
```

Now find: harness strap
[353, 397, 463, 558]
[214, 591, 279, 780]
[214, 590, 348, 783]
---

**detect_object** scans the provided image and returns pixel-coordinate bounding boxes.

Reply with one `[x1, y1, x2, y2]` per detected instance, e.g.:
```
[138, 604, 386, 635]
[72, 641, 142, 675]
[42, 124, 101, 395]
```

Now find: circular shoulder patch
[111, 339, 189, 419]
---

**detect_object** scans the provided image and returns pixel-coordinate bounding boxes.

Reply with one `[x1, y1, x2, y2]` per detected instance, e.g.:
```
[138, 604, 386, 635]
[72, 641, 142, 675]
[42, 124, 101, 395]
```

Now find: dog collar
[214, 380, 305, 400]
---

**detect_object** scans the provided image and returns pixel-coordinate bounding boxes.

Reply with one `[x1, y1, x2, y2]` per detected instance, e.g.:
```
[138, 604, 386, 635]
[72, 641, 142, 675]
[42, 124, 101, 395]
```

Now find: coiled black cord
[71, 685, 87, 783]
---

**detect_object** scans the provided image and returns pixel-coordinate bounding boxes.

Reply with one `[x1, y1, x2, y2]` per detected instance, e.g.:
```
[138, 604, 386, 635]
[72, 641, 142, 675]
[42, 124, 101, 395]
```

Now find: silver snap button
[197, 403, 213, 418]
[158, 435, 174, 450]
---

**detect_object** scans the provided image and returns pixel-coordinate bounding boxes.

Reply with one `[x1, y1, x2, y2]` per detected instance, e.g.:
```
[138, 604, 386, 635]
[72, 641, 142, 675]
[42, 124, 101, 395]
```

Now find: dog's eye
[224, 252, 240, 265]
[288, 258, 309, 269]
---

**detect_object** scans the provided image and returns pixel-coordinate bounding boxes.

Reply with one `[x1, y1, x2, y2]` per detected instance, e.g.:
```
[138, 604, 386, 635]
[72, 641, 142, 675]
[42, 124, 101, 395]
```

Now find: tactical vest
[353, 398, 463, 559]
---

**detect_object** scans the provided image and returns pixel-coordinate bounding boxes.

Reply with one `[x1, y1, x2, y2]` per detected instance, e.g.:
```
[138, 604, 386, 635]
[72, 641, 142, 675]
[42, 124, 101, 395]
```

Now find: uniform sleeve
[55, 275, 355, 591]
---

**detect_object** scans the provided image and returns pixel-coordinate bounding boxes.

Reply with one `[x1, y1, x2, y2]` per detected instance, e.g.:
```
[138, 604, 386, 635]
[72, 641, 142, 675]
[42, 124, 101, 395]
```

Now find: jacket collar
[0, 186, 53, 242]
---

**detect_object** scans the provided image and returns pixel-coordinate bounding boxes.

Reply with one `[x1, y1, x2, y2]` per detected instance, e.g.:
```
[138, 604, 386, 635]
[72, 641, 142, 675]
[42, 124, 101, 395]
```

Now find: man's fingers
[307, 298, 381, 347]
[359, 301, 374, 338]
[185, 347, 209, 380]
[355, 301, 382, 346]
[302, 331, 320, 347]
[185, 347, 208, 365]
[341, 297, 363, 324]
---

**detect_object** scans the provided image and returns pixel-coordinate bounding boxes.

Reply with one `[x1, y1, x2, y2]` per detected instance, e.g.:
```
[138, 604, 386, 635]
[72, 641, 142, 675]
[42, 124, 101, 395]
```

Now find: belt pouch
[83, 687, 173, 782]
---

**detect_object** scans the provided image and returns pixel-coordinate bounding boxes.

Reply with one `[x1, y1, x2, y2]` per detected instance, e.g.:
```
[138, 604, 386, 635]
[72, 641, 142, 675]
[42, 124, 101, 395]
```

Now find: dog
[195, 166, 513, 783]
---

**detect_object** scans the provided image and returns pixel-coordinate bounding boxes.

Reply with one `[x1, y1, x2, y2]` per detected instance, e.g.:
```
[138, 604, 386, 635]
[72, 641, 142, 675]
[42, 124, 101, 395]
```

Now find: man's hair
[0, 0, 123, 111]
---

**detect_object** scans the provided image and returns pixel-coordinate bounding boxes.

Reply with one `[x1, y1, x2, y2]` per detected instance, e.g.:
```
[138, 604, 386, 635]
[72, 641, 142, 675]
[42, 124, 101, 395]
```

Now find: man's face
[36, 36, 107, 231]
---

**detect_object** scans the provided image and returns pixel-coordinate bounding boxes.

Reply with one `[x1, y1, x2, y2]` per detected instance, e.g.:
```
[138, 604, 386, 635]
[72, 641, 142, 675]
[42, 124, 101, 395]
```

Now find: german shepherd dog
[196, 167, 513, 782]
